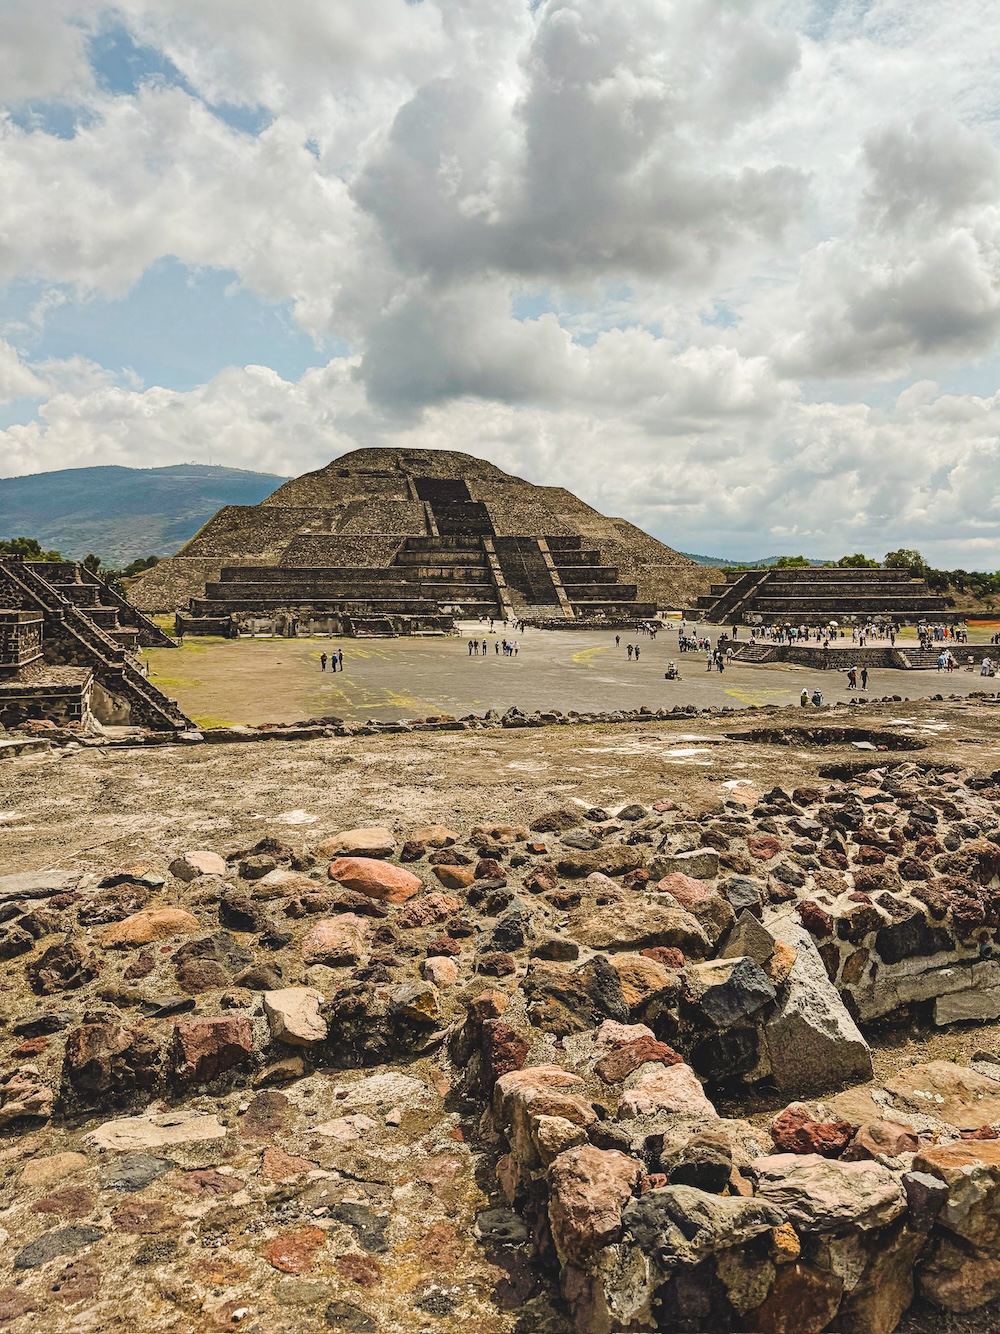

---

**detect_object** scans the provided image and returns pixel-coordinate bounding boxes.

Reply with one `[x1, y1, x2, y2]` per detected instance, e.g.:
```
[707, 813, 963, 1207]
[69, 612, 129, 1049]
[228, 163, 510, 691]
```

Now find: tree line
[722, 549, 1000, 606]
[0, 536, 160, 592]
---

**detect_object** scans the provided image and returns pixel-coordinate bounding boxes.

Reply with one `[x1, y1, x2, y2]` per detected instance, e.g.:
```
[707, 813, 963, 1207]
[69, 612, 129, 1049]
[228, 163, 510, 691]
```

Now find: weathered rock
[421, 955, 459, 987]
[684, 956, 776, 1028]
[85, 1109, 227, 1150]
[522, 957, 629, 1035]
[661, 1130, 734, 1194]
[327, 857, 422, 903]
[618, 1063, 717, 1120]
[770, 1104, 854, 1157]
[396, 892, 462, 928]
[547, 1144, 642, 1264]
[655, 849, 721, 880]
[63, 1021, 161, 1109]
[170, 1016, 253, 1083]
[750, 1261, 843, 1334]
[885, 1061, 1000, 1131]
[264, 988, 328, 1046]
[764, 919, 873, 1093]
[919, 1235, 1000, 1313]
[28, 935, 103, 994]
[317, 827, 395, 859]
[621, 1184, 784, 1268]
[493, 1065, 595, 1172]
[843, 1119, 920, 1161]
[914, 1140, 1000, 1258]
[390, 982, 441, 1026]
[753, 1153, 906, 1233]
[21, 1152, 87, 1188]
[169, 850, 227, 881]
[719, 910, 776, 967]
[570, 900, 709, 956]
[902, 1170, 949, 1231]
[101, 907, 200, 948]
[721, 876, 764, 919]
[100, 1153, 174, 1192]
[606, 953, 671, 1009]
[594, 1035, 682, 1084]
[301, 914, 370, 966]
[433, 864, 476, 890]
[409, 824, 459, 848]
[13, 1225, 105, 1270]
[556, 845, 645, 878]
[0, 1065, 54, 1125]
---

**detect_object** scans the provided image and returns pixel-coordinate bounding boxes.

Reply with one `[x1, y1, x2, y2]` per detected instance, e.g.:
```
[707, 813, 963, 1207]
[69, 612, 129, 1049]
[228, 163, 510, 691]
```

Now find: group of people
[922, 622, 968, 645]
[614, 635, 644, 660]
[468, 637, 519, 656]
[319, 651, 344, 672]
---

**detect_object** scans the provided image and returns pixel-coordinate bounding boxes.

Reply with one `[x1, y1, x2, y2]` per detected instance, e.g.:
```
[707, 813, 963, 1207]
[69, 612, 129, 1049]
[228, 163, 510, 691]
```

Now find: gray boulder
[764, 918, 873, 1093]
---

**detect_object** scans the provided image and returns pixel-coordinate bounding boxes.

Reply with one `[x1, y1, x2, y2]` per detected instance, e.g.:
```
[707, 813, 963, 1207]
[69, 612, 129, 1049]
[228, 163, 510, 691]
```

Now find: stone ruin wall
[7, 751, 1000, 1331]
[278, 535, 407, 568]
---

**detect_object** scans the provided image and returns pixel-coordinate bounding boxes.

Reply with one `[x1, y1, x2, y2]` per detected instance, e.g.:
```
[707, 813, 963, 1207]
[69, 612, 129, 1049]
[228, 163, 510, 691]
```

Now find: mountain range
[0, 464, 288, 565]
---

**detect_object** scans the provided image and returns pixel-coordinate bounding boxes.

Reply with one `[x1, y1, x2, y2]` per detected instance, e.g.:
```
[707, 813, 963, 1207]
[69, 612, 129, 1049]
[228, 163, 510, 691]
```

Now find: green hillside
[0, 463, 288, 565]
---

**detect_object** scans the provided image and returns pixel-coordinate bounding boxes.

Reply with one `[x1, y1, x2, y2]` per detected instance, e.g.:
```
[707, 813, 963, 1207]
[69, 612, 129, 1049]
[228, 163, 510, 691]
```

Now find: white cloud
[1, 1, 1000, 566]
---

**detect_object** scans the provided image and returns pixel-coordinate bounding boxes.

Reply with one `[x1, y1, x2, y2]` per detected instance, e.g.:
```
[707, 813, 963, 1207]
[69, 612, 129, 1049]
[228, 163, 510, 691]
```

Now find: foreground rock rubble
[3, 760, 1000, 1330]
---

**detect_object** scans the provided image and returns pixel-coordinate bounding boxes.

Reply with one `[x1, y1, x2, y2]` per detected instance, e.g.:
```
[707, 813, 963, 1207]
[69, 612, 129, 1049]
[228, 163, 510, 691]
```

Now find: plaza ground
[141, 621, 998, 728]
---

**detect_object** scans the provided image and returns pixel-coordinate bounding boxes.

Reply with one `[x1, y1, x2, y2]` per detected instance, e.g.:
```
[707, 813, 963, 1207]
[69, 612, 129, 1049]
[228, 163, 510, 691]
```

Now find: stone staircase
[2, 560, 192, 731]
[690, 567, 947, 625]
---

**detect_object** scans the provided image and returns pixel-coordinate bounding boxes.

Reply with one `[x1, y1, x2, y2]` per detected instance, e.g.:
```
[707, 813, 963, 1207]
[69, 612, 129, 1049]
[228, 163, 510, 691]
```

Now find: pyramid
[131, 447, 714, 633]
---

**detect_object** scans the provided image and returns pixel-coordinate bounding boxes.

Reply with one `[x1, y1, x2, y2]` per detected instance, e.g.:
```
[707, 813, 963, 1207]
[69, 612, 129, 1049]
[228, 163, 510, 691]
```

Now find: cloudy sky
[1, 1, 999, 565]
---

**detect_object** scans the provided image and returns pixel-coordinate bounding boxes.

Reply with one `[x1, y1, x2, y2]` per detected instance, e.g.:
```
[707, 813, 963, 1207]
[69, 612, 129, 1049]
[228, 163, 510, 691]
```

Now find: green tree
[773, 555, 810, 568]
[884, 548, 929, 577]
[837, 553, 879, 567]
[82, 553, 101, 573]
[122, 555, 160, 577]
[0, 536, 63, 561]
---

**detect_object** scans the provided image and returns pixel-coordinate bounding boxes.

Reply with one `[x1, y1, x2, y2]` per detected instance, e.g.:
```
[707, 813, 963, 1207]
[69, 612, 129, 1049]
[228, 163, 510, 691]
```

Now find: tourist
[468, 639, 474, 656]
[337, 650, 344, 671]
[634, 645, 640, 661]
[800, 688, 810, 707]
[320, 652, 327, 671]
[846, 667, 857, 690]
[861, 667, 869, 690]
[495, 641, 499, 654]
[482, 639, 487, 655]
[812, 688, 824, 706]
[627, 644, 633, 659]
[615, 634, 621, 648]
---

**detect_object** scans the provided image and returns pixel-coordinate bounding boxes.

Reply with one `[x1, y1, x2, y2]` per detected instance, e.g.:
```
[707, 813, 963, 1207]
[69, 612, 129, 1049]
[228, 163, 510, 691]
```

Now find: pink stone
[327, 857, 422, 903]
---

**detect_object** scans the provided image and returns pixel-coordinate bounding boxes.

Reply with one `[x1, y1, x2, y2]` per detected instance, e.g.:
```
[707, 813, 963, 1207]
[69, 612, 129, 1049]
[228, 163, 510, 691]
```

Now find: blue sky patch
[87, 19, 272, 136]
[2, 258, 338, 404]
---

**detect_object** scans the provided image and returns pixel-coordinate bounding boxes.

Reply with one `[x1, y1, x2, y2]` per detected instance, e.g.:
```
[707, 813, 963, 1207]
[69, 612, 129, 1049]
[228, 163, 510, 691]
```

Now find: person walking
[860, 667, 869, 690]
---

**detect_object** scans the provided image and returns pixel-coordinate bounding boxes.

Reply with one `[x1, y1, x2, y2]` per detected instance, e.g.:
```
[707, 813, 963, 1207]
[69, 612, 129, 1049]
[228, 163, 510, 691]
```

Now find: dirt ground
[142, 622, 997, 728]
[6, 695, 1000, 1331]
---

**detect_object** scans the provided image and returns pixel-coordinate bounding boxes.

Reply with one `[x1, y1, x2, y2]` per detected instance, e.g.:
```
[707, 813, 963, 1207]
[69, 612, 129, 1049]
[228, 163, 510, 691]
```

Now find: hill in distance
[0, 464, 289, 566]
[680, 551, 829, 567]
